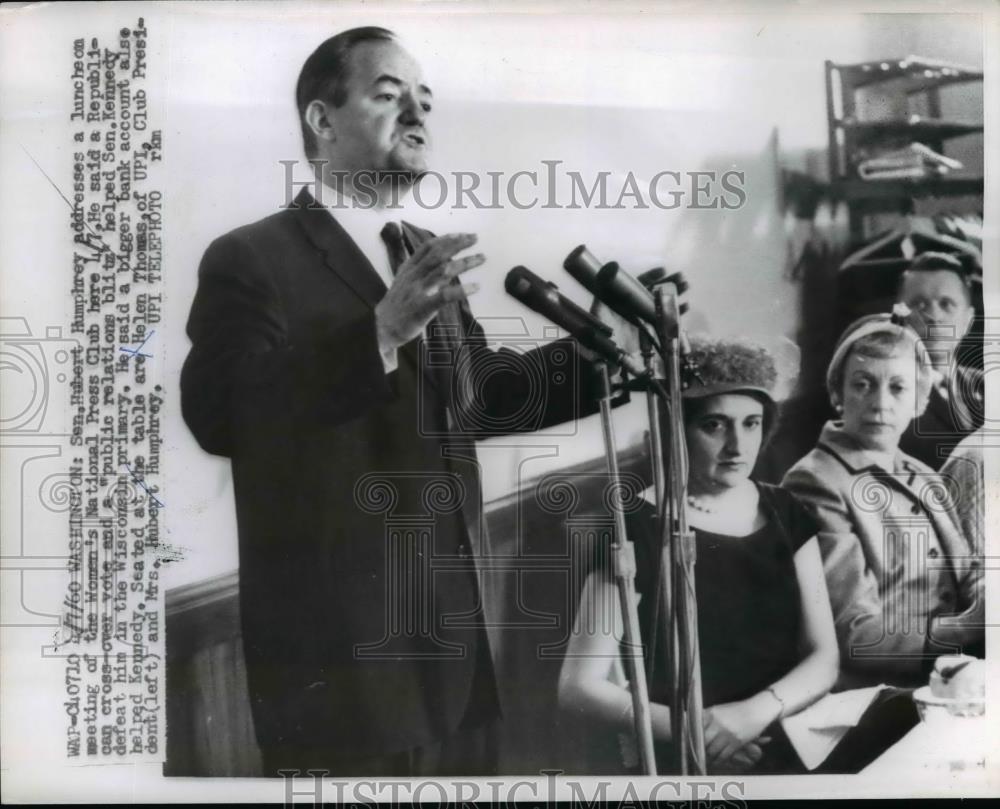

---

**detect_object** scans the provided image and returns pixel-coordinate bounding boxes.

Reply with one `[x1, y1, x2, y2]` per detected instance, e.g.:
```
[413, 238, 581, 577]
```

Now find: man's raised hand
[375, 233, 484, 352]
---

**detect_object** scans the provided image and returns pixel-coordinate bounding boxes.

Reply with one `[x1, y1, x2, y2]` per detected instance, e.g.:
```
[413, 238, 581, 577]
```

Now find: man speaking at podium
[180, 27, 607, 777]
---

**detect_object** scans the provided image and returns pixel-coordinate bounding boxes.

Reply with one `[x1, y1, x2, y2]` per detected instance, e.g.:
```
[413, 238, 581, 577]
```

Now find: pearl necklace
[686, 494, 718, 513]
[686, 483, 756, 516]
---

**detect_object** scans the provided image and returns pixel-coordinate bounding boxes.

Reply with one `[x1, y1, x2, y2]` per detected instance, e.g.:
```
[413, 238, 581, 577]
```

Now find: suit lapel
[819, 442, 925, 512]
[400, 220, 477, 410]
[291, 188, 387, 310]
[290, 189, 437, 385]
[922, 386, 952, 432]
[818, 427, 936, 511]
[400, 222, 489, 592]
[950, 367, 980, 433]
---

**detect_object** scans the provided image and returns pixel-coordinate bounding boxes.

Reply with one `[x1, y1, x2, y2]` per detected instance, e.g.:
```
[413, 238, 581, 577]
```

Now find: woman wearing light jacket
[782, 311, 984, 690]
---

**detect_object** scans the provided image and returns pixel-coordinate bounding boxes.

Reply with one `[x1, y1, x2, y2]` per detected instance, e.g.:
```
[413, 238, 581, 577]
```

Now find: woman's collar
[818, 421, 900, 474]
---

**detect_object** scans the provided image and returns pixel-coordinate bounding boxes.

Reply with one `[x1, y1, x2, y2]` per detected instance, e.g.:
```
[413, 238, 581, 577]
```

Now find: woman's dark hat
[682, 337, 778, 405]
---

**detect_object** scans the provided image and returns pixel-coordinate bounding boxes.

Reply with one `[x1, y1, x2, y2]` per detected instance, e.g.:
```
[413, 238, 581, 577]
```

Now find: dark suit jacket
[180, 188, 599, 759]
[899, 366, 983, 470]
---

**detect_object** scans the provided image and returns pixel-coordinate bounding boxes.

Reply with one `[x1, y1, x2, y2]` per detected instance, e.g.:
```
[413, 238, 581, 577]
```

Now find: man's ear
[914, 386, 932, 418]
[305, 99, 335, 146]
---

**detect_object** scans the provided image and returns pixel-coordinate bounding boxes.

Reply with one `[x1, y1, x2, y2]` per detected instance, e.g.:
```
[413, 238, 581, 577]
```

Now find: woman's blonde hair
[826, 314, 934, 412]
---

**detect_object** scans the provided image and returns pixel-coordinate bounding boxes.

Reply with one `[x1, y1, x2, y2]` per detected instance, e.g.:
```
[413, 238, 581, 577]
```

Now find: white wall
[8, 5, 973, 588]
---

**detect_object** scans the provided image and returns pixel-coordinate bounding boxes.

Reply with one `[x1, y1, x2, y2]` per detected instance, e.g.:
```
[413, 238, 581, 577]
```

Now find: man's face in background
[899, 269, 974, 369]
[325, 40, 433, 180]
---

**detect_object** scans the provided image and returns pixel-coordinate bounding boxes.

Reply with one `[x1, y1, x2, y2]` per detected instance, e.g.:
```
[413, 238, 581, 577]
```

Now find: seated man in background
[897, 251, 983, 469]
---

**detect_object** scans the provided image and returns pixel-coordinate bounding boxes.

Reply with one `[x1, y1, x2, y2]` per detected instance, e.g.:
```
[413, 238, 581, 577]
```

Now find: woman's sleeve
[771, 486, 822, 553]
[939, 442, 984, 556]
[937, 448, 986, 619]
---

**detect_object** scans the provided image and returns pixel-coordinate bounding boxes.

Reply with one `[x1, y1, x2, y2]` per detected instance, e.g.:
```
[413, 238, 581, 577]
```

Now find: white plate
[913, 685, 985, 720]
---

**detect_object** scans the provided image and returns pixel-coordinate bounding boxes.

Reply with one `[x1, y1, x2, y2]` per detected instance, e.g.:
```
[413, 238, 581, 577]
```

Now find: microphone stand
[594, 359, 658, 776]
[505, 258, 700, 773]
[639, 328, 666, 533]
[653, 284, 707, 775]
[637, 327, 674, 700]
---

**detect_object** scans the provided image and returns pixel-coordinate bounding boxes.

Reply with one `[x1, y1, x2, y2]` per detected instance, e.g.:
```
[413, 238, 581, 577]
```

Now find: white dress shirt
[321, 183, 413, 373]
[322, 187, 399, 291]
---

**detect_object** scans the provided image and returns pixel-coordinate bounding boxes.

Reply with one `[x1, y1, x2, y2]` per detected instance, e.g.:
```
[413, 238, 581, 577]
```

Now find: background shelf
[825, 57, 983, 239]
[833, 177, 983, 202]
[838, 119, 983, 147]
[836, 56, 982, 92]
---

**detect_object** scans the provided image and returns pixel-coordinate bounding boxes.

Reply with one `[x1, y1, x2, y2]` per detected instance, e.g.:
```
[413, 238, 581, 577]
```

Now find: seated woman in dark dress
[558, 338, 917, 774]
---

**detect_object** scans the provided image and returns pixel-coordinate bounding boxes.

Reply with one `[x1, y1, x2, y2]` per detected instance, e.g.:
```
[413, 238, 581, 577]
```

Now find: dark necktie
[378, 221, 475, 427]
[380, 221, 408, 277]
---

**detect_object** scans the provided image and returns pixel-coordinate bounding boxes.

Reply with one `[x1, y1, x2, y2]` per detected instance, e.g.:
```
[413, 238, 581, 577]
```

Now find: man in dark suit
[180, 27, 605, 776]
[896, 252, 982, 469]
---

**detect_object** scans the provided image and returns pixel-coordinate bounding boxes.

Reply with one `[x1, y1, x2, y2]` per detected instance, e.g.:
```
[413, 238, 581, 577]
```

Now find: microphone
[595, 262, 658, 326]
[565, 245, 689, 327]
[563, 244, 604, 295]
[505, 266, 646, 378]
[638, 267, 690, 305]
[565, 245, 649, 327]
